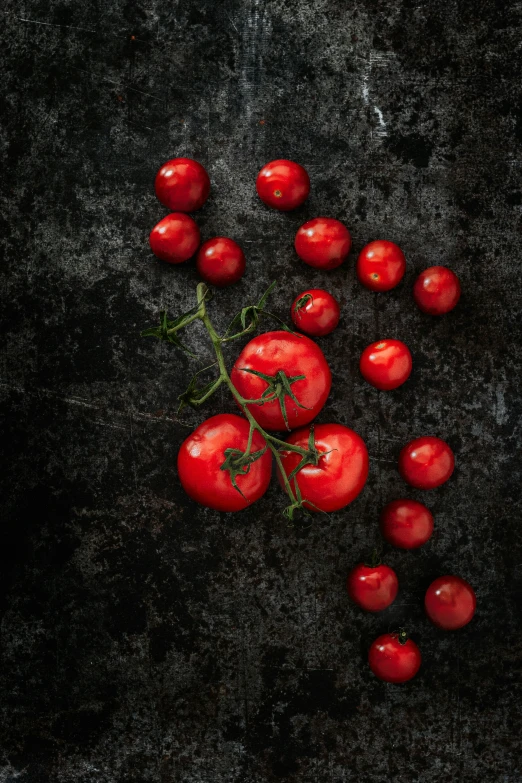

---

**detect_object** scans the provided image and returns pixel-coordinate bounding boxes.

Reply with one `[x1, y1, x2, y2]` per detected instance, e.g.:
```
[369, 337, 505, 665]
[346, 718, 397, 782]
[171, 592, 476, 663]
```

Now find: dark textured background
[2, 1, 522, 781]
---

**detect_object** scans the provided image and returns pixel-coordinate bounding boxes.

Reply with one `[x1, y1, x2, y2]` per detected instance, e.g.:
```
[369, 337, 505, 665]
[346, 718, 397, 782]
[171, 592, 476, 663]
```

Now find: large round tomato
[278, 423, 369, 512]
[230, 331, 332, 431]
[177, 414, 272, 512]
[425, 575, 476, 630]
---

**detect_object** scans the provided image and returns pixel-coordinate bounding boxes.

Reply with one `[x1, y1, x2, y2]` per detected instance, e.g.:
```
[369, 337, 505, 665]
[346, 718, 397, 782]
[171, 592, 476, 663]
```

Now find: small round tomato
[347, 560, 398, 612]
[359, 339, 412, 391]
[278, 423, 369, 512]
[291, 289, 340, 337]
[357, 240, 406, 291]
[177, 414, 272, 512]
[369, 630, 421, 683]
[413, 266, 461, 315]
[196, 237, 246, 287]
[399, 436, 454, 490]
[294, 218, 352, 270]
[380, 499, 434, 549]
[230, 331, 331, 431]
[425, 575, 476, 630]
[149, 213, 200, 264]
[256, 159, 310, 210]
[154, 157, 210, 212]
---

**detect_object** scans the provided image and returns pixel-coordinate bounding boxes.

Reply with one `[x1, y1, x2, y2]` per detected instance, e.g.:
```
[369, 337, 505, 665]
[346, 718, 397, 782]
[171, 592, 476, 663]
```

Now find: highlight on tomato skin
[359, 339, 412, 391]
[256, 159, 310, 211]
[424, 575, 476, 630]
[398, 436, 455, 490]
[357, 240, 406, 292]
[154, 157, 211, 212]
[290, 288, 340, 337]
[149, 213, 200, 264]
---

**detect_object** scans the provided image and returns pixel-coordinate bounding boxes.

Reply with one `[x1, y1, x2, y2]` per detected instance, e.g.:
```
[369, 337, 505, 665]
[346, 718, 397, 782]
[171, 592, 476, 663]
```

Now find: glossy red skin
[357, 240, 406, 291]
[278, 423, 369, 512]
[196, 237, 246, 287]
[347, 563, 398, 612]
[369, 633, 421, 683]
[359, 339, 412, 391]
[177, 414, 272, 512]
[295, 218, 352, 270]
[154, 157, 210, 212]
[413, 266, 461, 315]
[425, 575, 476, 630]
[149, 213, 200, 264]
[380, 499, 434, 549]
[399, 436, 454, 489]
[291, 289, 340, 337]
[256, 159, 310, 210]
[231, 331, 332, 431]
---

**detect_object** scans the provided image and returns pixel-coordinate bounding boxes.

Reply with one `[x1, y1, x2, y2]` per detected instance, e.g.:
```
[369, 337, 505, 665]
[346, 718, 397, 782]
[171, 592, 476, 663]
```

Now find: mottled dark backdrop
[1, 1, 522, 781]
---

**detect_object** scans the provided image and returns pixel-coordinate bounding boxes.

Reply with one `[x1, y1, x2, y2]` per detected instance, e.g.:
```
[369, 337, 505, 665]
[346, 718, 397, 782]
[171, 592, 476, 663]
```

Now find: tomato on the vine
[425, 575, 476, 630]
[196, 237, 246, 287]
[413, 266, 461, 315]
[357, 240, 406, 291]
[256, 159, 310, 210]
[294, 217, 352, 270]
[347, 559, 398, 612]
[177, 414, 271, 512]
[154, 157, 210, 212]
[380, 499, 434, 549]
[368, 631, 421, 683]
[291, 289, 340, 337]
[278, 423, 369, 512]
[230, 331, 331, 431]
[399, 436, 454, 489]
[149, 213, 200, 264]
[359, 339, 412, 391]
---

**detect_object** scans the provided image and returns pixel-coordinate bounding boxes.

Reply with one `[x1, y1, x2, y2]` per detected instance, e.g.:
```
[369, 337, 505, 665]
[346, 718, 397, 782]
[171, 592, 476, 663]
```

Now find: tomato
[149, 213, 200, 264]
[399, 436, 454, 489]
[425, 575, 476, 630]
[291, 289, 340, 337]
[295, 217, 351, 270]
[357, 240, 406, 291]
[154, 157, 210, 212]
[359, 339, 412, 391]
[278, 423, 369, 512]
[177, 414, 272, 512]
[196, 237, 246, 287]
[380, 499, 434, 549]
[413, 266, 461, 315]
[347, 560, 398, 612]
[230, 331, 331, 431]
[368, 631, 421, 683]
[256, 159, 310, 210]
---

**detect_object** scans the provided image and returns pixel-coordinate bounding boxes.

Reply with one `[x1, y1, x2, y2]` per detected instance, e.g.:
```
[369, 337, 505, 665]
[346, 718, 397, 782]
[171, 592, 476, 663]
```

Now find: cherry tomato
[368, 630, 421, 683]
[154, 157, 210, 212]
[278, 423, 369, 512]
[256, 159, 310, 211]
[177, 414, 272, 512]
[399, 436, 454, 489]
[347, 560, 398, 612]
[425, 575, 476, 630]
[230, 331, 331, 431]
[357, 240, 406, 292]
[196, 237, 246, 287]
[294, 217, 352, 270]
[380, 499, 434, 549]
[359, 339, 412, 391]
[149, 213, 200, 264]
[291, 289, 340, 337]
[413, 266, 461, 315]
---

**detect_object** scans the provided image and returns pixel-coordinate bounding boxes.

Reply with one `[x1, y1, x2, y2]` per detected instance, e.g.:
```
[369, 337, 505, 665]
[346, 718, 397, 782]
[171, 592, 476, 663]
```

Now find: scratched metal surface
[1, 1, 522, 781]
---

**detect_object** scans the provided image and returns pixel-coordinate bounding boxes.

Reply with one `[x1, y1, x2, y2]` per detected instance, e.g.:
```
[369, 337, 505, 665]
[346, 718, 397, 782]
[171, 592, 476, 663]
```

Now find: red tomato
[380, 499, 434, 549]
[357, 240, 406, 292]
[291, 289, 340, 337]
[425, 575, 476, 630]
[149, 213, 200, 264]
[399, 436, 454, 489]
[278, 423, 369, 512]
[359, 339, 412, 391]
[196, 237, 246, 287]
[368, 631, 421, 683]
[256, 159, 310, 210]
[177, 414, 272, 512]
[294, 217, 352, 270]
[347, 561, 398, 611]
[413, 266, 461, 315]
[230, 331, 331, 431]
[154, 157, 210, 212]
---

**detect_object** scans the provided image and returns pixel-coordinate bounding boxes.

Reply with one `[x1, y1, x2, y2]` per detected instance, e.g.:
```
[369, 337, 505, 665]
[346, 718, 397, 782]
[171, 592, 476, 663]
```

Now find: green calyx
[239, 368, 310, 430]
[293, 293, 313, 314]
[220, 444, 268, 498]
